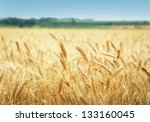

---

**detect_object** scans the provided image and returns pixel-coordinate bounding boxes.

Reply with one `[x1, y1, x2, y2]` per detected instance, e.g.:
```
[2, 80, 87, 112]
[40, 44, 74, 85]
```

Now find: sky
[0, 0, 150, 20]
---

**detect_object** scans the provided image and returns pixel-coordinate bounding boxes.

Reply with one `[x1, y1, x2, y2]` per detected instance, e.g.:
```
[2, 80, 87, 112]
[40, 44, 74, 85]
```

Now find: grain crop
[0, 28, 149, 105]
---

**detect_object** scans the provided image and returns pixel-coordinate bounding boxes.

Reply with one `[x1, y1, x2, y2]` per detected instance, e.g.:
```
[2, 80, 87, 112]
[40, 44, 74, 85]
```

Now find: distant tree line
[0, 17, 150, 28]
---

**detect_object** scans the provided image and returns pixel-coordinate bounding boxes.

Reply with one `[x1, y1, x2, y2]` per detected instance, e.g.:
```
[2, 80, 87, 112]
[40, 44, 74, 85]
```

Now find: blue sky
[0, 0, 150, 20]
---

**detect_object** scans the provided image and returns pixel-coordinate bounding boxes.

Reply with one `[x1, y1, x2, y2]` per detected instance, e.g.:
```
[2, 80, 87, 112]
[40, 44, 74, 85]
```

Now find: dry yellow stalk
[141, 67, 150, 77]
[60, 42, 67, 58]
[76, 46, 88, 62]
[49, 32, 58, 42]
[15, 41, 21, 56]
[23, 42, 30, 53]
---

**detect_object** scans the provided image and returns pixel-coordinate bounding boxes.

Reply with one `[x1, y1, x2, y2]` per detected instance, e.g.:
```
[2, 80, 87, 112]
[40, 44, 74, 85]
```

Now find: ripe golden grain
[87, 41, 97, 53]
[0, 72, 4, 83]
[141, 67, 150, 77]
[60, 55, 67, 71]
[49, 32, 58, 42]
[15, 41, 21, 56]
[59, 79, 63, 93]
[0, 28, 149, 105]
[110, 41, 117, 51]
[76, 46, 88, 62]
[60, 42, 67, 58]
[23, 42, 30, 53]
[106, 40, 110, 52]
[80, 96, 88, 104]
[116, 49, 121, 59]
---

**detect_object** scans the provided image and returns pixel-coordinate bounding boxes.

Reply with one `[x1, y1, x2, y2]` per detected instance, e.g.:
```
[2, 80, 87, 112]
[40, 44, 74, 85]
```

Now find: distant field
[0, 28, 149, 104]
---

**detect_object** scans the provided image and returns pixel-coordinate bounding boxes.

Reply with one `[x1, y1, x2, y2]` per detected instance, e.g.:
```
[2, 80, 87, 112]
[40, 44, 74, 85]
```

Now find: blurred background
[0, 0, 150, 28]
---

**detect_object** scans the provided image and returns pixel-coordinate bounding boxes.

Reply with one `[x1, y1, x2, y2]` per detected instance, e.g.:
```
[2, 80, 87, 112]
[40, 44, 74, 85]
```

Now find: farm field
[0, 28, 149, 105]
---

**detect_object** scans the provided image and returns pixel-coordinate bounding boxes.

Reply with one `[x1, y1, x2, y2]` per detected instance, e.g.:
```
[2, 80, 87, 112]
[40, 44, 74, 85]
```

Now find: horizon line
[0, 16, 150, 22]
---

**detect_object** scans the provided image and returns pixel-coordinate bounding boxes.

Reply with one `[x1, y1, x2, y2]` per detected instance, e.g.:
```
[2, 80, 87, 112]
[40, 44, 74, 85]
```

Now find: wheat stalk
[60, 42, 67, 58]
[87, 41, 97, 53]
[60, 56, 67, 71]
[15, 41, 21, 56]
[23, 42, 30, 53]
[141, 67, 150, 77]
[76, 46, 88, 62]
[49, 32, 59, 42]
[0, 71, 4, 83]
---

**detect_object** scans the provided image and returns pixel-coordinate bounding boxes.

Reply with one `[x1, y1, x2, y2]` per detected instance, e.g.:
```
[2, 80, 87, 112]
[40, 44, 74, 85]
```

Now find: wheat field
[0, 28, 149, 105]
